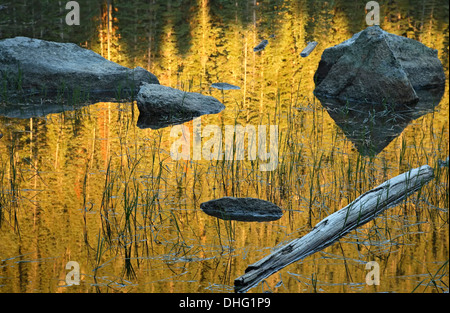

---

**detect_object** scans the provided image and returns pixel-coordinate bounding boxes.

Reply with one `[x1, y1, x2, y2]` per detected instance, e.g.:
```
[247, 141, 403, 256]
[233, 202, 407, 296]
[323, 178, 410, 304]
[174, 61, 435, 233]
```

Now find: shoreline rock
[314, 26, 445, 106]
[137, 83, 225, 128]
[0, 36, 159, 103]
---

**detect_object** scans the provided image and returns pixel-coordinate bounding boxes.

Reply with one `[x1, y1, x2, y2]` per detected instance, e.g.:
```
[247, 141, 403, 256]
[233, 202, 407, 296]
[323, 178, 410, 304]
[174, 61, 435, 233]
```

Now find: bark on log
[300, 41, 318, 57]
[234, 165, 434, 293]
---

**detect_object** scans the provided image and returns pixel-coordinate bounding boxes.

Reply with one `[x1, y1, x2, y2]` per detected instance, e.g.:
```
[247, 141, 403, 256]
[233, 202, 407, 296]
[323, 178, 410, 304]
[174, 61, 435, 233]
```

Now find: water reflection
[0, 89, 135, 119]
[136, 110, 201, 130]
[0, 0, 448, 294]
[0, 101, 90, 119]
[317, 85, 445, 156]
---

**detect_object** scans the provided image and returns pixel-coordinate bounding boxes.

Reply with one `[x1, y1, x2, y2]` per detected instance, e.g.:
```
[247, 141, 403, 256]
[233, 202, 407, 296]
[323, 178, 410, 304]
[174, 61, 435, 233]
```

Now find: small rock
[137, 83, 225, 119]
[200, 197, 283, 222]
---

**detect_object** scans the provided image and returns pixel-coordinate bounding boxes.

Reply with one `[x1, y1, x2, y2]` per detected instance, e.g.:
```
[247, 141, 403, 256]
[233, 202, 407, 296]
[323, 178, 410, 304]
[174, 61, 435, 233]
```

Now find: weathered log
[234, 165, 434, 293]
[300, 41, 318, 57]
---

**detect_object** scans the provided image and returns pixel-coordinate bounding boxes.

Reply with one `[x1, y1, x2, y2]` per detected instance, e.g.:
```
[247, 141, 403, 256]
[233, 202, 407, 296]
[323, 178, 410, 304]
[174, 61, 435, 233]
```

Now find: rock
[314, 26, 445, 106]
[0, 36, 159, 102]
[210, 83, 240, 90]
[137, 83, 225, 124]
[200, 197, 283, 222]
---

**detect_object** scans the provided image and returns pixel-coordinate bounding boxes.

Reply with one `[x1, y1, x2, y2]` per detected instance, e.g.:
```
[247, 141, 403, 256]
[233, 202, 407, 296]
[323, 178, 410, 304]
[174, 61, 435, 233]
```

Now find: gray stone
[314, 26, 445, 106]
[200, 197, 283, 222]
[210, 83, 240, 90]
[0, 36, 159, 101]
[137, 83, 225, 121]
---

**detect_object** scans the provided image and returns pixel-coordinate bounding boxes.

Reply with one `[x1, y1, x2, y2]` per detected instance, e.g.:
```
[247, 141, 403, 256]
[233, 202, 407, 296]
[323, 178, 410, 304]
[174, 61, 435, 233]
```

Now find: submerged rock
[200, 197, 283, 222]
[314, 26, 445, 106]
[0, 36, 159, 102]
[137, 83, 225, 126]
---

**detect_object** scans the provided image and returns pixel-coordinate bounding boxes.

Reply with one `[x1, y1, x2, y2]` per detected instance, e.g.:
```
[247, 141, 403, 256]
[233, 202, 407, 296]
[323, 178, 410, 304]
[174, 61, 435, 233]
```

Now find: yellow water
[0, 0, 448, 293]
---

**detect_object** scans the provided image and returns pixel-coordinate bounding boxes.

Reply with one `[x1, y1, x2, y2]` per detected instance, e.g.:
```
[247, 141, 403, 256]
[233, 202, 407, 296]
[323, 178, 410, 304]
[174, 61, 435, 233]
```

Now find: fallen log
[234, 165, 434, 293]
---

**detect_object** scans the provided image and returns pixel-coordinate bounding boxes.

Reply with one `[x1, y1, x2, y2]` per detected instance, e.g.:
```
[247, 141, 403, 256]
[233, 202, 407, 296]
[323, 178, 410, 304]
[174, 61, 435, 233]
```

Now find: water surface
[0, 0, 448, 293]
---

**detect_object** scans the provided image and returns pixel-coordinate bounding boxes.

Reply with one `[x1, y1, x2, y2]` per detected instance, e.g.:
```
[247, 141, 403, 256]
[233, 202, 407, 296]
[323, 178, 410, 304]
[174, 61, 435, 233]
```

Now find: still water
[0, 0, 448, 293]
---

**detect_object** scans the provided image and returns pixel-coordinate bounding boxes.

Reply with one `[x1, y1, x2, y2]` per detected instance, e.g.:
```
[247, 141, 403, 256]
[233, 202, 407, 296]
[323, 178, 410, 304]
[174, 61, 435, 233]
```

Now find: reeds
[0, 133, 22, 233]
[0, 72, 447, 293]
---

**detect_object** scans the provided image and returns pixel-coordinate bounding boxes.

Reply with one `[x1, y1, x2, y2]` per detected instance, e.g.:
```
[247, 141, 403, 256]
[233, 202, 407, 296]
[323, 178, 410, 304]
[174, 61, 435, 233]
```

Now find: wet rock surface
[314, 26, 445, 106]
[200, 197, 283, 222]
[137, 83, 225, 128]
[0, 36, 159, 102]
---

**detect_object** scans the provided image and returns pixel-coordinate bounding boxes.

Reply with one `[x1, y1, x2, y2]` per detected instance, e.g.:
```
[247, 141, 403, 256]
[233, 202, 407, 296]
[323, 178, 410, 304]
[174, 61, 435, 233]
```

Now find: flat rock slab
[137, 83, 225, 127]
[0, 36, 159, 102]
[314, 26, 445, 106]
[200, 197, 283, 222]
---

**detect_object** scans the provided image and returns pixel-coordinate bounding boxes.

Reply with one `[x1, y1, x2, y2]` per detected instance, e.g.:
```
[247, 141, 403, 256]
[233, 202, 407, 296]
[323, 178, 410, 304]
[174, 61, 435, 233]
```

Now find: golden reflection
[0, 0, 448, 293]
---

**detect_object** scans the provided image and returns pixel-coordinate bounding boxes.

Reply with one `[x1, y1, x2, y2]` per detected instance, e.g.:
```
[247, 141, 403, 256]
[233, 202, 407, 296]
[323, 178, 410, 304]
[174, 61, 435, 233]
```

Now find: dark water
[0, 0, 448, 293]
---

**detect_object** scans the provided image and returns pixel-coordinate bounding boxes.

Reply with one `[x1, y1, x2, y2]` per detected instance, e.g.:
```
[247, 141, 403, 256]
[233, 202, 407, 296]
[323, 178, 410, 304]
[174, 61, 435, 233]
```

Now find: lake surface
[0, 0, 448, 293]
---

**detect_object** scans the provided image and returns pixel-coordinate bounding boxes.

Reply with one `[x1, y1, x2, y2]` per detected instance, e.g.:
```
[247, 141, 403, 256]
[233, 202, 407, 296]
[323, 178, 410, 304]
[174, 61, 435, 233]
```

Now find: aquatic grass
[14, 64, 23, 92]
[0, 134, 23, 233]
[99, 157, 118, 245]
[1, 71, 446, 293]
[0, 160, 7, 227]
[81, 160, 92, 248]
[214, 216, 236, 254]
[1, 71, 8, 103]
[412, 259, 449, 293]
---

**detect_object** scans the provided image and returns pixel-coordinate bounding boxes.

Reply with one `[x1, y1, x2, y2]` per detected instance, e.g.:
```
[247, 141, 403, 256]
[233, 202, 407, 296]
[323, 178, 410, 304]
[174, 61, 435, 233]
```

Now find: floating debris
[254, 39, 269, 52]
[253, 34, 275, 52]
[210, 83, 241, 90]
[438, 156, 449, 168]
[300, 41, 318, 57]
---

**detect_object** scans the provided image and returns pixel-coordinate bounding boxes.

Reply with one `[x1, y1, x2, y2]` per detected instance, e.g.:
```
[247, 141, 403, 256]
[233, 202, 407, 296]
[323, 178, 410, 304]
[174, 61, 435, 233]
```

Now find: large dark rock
[200, 197, 283, 222]
[137, 83, 225, 128]
[314, 26, 445, 106]
[0, 36, 159, 102]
